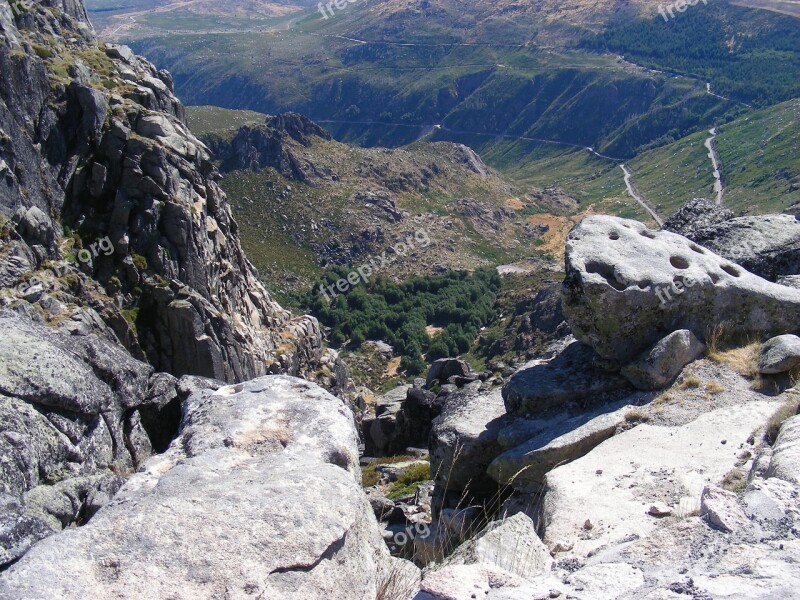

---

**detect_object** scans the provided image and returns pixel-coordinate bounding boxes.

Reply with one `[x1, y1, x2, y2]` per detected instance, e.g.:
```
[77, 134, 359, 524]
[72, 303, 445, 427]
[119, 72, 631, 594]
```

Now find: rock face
[0, 376, 416, 599]
[539, 400, 781, 557]
[487, 401, 633, 492]
[662, 198, 734, 241]
[429, 389, 509, 505]
[218, 113, 333, 182]
[758, 335, 800, 375]
[767, 414, 800, 485]
[621, 329, 706, 390]
[0, 3, 327, 384]
[563, 216, 800, 365]
[0, 310, 178, 566]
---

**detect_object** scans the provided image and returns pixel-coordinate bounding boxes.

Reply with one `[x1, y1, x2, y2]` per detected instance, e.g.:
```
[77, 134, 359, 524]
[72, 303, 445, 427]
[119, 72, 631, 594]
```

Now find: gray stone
[503, 341, 631, 417]
[448, 513, 552, 579]
[767, 414, 800, 484]
[427, 358, 472, 388]
[700, 485, 750, 533]
[676, 213, 800, 282]
[758, 335, 800, 375]
[563, 216, 800, 364]
[488, 402, 631, 492]
[622, 330, 706, 390]
[430, 390, 508, 498]
[0, 376, 415, 599]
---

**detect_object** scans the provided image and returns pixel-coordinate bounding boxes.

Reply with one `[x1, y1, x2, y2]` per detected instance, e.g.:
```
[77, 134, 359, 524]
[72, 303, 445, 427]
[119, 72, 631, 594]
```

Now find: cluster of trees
[581, 2, 800, 107]
[301, 267, 502, 375]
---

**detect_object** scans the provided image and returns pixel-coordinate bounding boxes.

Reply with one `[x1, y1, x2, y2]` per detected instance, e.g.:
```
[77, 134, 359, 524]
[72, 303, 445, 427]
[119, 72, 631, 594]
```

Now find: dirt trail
[620, 164, 663, 226]
[704, 127, 725, 206]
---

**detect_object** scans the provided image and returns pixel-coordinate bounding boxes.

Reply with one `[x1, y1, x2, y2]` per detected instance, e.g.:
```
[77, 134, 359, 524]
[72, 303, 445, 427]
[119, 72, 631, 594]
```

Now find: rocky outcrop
[0, 310, 180, 566]
[0, 376, 417, 598]
[0, 4, 328, 384]
[429, 389, 509, 507]
[563, 215, 800, 365]
[503, 341, 631, 417]
[665, 202, 800, 282]
[540, 400, 777, 555]
[767, 413, 800, 485]
[218, 113, 332, 182]
[662, 197, 734, 240]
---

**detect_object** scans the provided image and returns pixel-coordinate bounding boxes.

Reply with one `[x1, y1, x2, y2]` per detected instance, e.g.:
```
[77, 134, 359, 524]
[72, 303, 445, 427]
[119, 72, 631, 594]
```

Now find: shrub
[132, 254, 148, 272]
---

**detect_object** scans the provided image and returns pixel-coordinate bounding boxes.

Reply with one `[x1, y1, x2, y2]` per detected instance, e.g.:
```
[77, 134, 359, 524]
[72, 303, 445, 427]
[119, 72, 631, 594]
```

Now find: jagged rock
[503, 341, 631, 417]
[219, 114, 331, 182]
[430, 389, 509, 503]
[767, 414, 800, 484]
[0, 5, 327, 386]
[663, 198, 734, 240]
[352, 190, 404, 223]
[0, 376, 416, 599]
[540, 401, 780, 558]
[700, 485, 749, 533]
[667, 211, 800, 282]
[487, 402, 632, 492]
[563, 216, 800, 365]
[758, 335, 800, 375]
[777, 275, 800, 290]
[743, 477, 799, 522]
[426, 358, 472, 388]
[0, 310, 181, 566]
[621, 330, 706, 390]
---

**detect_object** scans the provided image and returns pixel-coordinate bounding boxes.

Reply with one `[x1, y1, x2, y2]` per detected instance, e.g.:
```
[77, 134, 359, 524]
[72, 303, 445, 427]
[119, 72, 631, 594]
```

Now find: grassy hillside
[626, 99, 800, 216]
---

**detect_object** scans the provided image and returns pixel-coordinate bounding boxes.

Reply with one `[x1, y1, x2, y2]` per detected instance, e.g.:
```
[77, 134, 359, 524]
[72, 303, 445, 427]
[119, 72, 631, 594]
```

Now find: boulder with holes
[563, 216, 800, 366]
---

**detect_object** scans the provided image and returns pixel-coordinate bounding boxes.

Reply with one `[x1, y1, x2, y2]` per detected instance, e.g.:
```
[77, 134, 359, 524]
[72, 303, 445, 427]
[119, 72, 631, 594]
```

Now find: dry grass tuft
[765, 397, 800, 445]
[376, 558, 420, 600]
[625, 409, 650, 424]
[720, 468, 747, 495]
[681, 375, 703, 389]
[705, 381, 725, 395]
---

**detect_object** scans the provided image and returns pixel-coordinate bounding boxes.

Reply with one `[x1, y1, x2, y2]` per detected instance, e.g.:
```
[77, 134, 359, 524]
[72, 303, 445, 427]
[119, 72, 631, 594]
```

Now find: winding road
[704, 127, 725, 205]
[621, 164, 664, 226]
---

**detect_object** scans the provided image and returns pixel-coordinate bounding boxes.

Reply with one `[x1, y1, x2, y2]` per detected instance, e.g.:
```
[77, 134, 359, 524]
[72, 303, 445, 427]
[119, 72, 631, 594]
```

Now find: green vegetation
[628, 99, 800, 216]
[185, 106, 268, 140]
[360, 455, 417, 488]
[386, 463, 431, 500]
[300, 267, 502, 375]
[581, 1, 800, 107]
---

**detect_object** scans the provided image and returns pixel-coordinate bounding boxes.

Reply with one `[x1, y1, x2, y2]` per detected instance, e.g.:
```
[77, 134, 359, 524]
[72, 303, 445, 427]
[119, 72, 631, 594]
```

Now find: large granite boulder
[563, 216, 800, 365]
[0, 376, 417, 599]
[429, 389, 509, 505]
